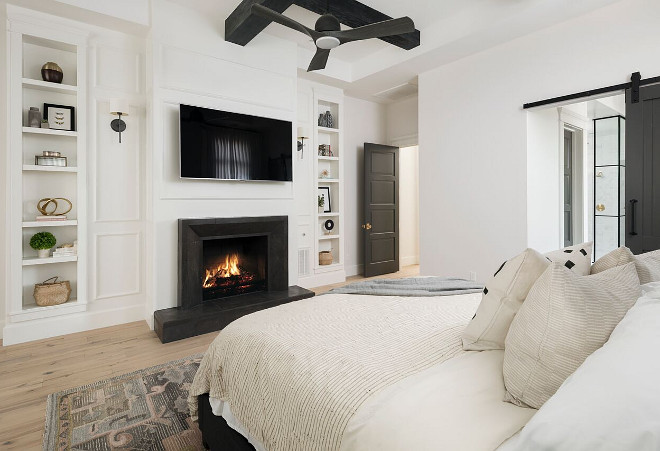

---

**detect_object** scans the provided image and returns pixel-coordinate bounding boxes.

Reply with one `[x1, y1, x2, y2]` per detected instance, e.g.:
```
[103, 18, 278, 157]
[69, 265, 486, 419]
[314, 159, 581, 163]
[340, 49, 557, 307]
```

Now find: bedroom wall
[0, 5, 7, 337]
[386, 95, 418, 146]
[400, 146, 420, 266]
[343, 96, 387, 276]
[418, 0, 660, 282]
[146, 0, 300, 320]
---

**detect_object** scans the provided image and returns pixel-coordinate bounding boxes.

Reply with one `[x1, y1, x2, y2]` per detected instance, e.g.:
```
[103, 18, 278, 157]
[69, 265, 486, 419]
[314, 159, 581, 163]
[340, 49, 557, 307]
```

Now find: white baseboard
[2, 304, 146, 346]
[297, 270, 347, 289]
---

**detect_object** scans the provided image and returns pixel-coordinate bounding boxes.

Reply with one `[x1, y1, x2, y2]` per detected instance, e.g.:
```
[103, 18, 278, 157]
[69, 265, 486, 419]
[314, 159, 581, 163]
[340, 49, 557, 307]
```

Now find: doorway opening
[399, 145, 420, 268]
[526, 94, 625, 255]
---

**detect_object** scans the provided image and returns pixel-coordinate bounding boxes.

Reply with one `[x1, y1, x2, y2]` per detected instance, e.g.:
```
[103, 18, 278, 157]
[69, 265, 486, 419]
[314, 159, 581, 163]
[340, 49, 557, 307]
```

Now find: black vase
[41, 62, 63, 84]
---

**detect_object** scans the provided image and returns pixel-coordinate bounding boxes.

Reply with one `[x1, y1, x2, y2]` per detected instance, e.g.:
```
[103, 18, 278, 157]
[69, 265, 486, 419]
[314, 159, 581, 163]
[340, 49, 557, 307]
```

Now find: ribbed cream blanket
[188, 293, 481, 451]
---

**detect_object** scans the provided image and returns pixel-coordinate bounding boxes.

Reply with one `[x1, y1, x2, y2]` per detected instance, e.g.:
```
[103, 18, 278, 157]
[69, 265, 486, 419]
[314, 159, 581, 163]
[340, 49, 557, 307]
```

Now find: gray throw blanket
[328, 277, 484, 297]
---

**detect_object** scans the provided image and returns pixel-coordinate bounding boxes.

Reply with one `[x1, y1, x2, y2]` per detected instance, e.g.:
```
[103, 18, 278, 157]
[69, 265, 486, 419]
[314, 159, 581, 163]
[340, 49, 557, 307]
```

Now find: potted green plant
[40, 119, 49, 129]
[318, 195, 325, 213]
[30, 231, 56, 258]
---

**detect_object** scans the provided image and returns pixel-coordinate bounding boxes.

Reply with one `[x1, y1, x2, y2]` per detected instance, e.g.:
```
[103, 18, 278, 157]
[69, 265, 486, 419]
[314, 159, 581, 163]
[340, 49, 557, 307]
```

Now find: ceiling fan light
[316, 36, 340, 50]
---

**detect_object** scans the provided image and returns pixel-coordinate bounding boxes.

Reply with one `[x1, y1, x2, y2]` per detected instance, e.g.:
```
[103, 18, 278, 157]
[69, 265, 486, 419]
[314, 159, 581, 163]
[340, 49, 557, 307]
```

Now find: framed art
[44, 103, 75, 131]
[318, 186, 331, 213]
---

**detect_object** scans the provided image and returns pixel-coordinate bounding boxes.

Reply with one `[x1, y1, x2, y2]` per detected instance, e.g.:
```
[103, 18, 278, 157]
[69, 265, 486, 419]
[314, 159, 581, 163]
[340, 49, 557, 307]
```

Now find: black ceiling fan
[251, 2, 415, 72]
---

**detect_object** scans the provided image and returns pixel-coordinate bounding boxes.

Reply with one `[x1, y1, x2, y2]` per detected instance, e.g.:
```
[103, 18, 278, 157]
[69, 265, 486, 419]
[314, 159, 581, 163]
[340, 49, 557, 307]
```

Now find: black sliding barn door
[363, 143, 399, 277]
[626, 84, 660, 253]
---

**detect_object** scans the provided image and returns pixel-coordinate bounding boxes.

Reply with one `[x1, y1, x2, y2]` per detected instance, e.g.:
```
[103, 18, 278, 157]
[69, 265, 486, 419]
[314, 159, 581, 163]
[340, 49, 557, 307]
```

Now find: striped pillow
[503, 262, 641, 409]
[592, 247, 660, 284]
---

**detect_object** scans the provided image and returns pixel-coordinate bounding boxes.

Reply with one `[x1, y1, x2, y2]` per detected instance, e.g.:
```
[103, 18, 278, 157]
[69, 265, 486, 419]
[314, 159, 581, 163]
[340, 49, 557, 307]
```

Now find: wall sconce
[297, 126, 309, 159]
[110, 99, 129, 143]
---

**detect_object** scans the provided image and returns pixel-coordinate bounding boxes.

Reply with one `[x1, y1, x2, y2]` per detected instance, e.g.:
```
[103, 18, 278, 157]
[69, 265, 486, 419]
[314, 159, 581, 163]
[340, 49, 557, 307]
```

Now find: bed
[188, 291, 536, 451]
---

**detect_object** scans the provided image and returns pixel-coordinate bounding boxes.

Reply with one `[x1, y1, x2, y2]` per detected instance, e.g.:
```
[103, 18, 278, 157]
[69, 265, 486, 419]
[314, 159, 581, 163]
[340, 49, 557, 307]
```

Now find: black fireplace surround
[154, 216, 314, 343]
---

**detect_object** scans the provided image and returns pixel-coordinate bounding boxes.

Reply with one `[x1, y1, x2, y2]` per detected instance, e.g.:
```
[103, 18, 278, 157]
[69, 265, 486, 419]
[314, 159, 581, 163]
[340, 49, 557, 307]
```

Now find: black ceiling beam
[225, 0, 421, 50]
[226, 0, 296, 46]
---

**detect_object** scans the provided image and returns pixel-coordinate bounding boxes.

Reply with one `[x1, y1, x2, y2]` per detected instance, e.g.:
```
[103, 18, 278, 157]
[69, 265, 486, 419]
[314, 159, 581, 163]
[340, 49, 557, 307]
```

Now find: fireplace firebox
[202, 236, 267, 300]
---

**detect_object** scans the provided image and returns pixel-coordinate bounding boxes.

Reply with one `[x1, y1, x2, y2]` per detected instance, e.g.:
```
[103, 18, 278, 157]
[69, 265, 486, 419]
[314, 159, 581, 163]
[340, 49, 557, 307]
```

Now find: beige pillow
[545, 242, 593, 276]
[462, 249, 550, 351]
[592, 247, 660, 284]
[503, 262, 641, 409]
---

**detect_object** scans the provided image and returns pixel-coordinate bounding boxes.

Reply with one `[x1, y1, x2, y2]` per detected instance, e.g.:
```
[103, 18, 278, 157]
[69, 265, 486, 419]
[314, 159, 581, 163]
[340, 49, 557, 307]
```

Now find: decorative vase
[37, 249, 50, 258]
[41, 121, 49, 129]
[325, 111, 333, 128]
[318, 205, 324, 213]
[28, 107, 42, 128]
[41, 62, 64, 84]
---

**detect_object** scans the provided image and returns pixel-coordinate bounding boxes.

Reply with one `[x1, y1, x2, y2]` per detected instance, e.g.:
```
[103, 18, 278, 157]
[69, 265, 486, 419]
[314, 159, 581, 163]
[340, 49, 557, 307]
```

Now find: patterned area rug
[44, 354, 204, 450]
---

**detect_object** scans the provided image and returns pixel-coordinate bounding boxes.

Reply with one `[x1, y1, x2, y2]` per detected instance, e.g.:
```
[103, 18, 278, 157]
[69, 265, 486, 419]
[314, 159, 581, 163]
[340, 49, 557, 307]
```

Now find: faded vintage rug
[43, 354, 204, 450]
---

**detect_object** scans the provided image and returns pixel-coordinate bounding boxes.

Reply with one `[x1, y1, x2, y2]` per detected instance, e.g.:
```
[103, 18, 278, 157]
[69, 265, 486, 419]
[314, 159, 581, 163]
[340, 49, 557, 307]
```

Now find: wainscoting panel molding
[94, 233, 141, 300]
[94, 45, 143, 95]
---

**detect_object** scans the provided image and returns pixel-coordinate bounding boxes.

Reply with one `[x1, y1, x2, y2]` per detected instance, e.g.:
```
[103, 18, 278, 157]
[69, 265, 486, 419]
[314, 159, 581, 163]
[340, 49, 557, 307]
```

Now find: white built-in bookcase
[7, 21, 87, 323]
[313, 92, 344, 276]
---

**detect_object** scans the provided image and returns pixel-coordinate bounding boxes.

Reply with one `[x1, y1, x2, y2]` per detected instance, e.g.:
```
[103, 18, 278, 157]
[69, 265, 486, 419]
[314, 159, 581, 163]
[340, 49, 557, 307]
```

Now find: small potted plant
[30, 231, 56, 258]
[318, 195, 325, 213]
[40, 119, 49, 129]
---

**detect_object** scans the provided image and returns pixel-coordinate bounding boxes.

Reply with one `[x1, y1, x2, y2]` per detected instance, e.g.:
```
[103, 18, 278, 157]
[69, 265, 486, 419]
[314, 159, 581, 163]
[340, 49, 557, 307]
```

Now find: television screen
[179, 104, 293, 181]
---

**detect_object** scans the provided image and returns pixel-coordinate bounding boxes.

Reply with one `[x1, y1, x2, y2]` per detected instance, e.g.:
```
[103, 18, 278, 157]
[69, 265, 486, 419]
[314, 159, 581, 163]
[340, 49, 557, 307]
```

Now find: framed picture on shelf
[44, 103, 75, 131]
[318, 186, 331, 213]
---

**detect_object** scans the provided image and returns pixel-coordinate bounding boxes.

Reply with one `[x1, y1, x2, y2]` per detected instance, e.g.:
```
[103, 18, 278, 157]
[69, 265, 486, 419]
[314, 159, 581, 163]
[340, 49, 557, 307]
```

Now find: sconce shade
[297, 126, 309, 139]
[109, 99, 130, 116]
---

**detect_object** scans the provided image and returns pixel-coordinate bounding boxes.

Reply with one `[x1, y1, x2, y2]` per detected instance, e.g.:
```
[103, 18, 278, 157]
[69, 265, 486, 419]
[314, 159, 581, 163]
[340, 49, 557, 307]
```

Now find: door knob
[361, 223, 372, 230]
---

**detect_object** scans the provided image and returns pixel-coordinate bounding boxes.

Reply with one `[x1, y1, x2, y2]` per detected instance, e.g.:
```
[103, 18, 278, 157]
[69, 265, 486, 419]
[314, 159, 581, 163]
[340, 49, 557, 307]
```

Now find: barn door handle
[629, 199, 638, 236]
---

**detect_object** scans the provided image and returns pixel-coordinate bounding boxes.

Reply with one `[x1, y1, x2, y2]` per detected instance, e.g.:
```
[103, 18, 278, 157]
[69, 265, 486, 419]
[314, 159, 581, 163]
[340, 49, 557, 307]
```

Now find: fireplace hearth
[153, 216, 314, 343]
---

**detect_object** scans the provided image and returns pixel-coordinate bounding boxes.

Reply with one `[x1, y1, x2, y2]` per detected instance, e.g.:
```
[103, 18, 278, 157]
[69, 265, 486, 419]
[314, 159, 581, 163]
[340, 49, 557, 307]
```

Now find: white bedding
[211, 349, 536, 451]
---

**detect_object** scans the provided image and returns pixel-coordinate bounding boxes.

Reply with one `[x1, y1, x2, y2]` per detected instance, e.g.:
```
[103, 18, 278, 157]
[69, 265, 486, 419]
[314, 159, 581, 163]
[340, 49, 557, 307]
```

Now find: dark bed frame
[198, 394, 256, 451]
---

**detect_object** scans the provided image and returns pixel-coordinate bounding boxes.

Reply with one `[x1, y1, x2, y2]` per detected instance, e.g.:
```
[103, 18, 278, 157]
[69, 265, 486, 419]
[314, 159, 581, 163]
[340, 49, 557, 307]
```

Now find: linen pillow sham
[500, 290, 660, 451]
[544, 241, 593, 276]
[461, 249, 549, 351]
[503, 262, 641, 409]
[592, 246, 660, 284]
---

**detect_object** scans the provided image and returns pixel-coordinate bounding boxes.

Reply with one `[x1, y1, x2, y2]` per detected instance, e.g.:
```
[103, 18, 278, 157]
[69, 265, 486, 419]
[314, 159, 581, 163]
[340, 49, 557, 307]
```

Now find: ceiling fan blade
[308, 48, 331, 71]
[251, 4, 321, 41]
[330, 17, 415, 43]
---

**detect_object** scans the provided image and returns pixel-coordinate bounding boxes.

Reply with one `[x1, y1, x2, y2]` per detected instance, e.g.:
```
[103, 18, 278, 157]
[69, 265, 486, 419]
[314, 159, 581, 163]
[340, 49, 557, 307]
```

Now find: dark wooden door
[626, 84, 660, 254]
[363, 143, 399, 277]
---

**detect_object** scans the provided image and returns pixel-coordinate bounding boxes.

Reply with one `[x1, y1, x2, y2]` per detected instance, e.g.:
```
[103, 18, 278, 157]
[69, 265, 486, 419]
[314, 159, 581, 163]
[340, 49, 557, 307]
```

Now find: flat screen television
[179, 104, 293, 181]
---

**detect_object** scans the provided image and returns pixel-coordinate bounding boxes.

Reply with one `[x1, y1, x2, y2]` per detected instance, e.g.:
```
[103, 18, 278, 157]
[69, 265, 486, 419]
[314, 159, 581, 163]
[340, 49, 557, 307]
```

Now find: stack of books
[36, 215, 68, 222]
[52, 244, 77, 258]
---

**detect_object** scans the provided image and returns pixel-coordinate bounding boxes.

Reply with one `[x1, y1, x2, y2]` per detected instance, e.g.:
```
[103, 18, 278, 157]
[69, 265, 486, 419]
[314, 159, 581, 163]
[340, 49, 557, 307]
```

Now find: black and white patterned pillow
[545, 242, 593, 276]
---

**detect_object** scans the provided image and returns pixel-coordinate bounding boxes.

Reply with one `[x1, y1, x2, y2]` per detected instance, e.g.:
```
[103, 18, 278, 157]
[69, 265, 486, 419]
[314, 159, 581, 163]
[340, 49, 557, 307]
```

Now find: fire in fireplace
[202, 236, 267, 300]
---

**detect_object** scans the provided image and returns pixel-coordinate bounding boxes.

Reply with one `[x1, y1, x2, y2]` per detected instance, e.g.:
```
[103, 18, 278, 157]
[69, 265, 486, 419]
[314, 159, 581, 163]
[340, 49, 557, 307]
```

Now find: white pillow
[503, 262, 641, 409]
[462, 249, 549, 351]
[545, 242, 593, 276]
[501, 290, 660, 451]
[592, 247, 660, 284]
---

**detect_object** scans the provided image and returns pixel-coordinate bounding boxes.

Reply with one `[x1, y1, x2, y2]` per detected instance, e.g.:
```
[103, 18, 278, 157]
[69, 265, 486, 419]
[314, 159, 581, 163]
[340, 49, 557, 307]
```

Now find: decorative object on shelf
[33, 277, 71, 307]
[318, 144, 332, 156]
[319, 169, 330, 179]
[319, 250, 333, 265]
[41, 119, 49, 129]
[44, 103, 75, 131]
[41, 61, 64, 84]
[318, 110, 334, 128]
[318, 195, 325, 213]
[318, 186, 331, 213]
[37, 197, 73, 217]
[30, 231, 57, 258]
[324, 219, 335, 235]
[35, 151, 67, 167]
[53, 243, 77, 257]
[28, 107, 42, 128]
[110, 99, 129, 143]
[297, 126, 309, 159]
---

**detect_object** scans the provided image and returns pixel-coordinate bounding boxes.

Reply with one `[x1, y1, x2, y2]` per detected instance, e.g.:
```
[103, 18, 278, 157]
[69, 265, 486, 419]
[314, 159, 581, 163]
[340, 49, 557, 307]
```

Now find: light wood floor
[0, 265, 419, 450]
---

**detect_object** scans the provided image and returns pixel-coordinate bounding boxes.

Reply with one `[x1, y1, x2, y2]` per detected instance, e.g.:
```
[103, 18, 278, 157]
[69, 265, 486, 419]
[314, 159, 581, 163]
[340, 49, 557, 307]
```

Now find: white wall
[399, 146, 419, 266]
[386, 96, 418, 146]
[343, 96, 387, 276]
[419, 0, 660, 282]
[146, 0, 299, 317]
[0, 5, 7, 337]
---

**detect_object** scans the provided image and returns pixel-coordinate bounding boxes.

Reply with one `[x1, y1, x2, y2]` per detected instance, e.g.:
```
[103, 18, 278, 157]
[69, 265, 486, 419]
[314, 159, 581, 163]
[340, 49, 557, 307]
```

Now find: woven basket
[34, 277, 71, 307]
[319, 251, 333, 266]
